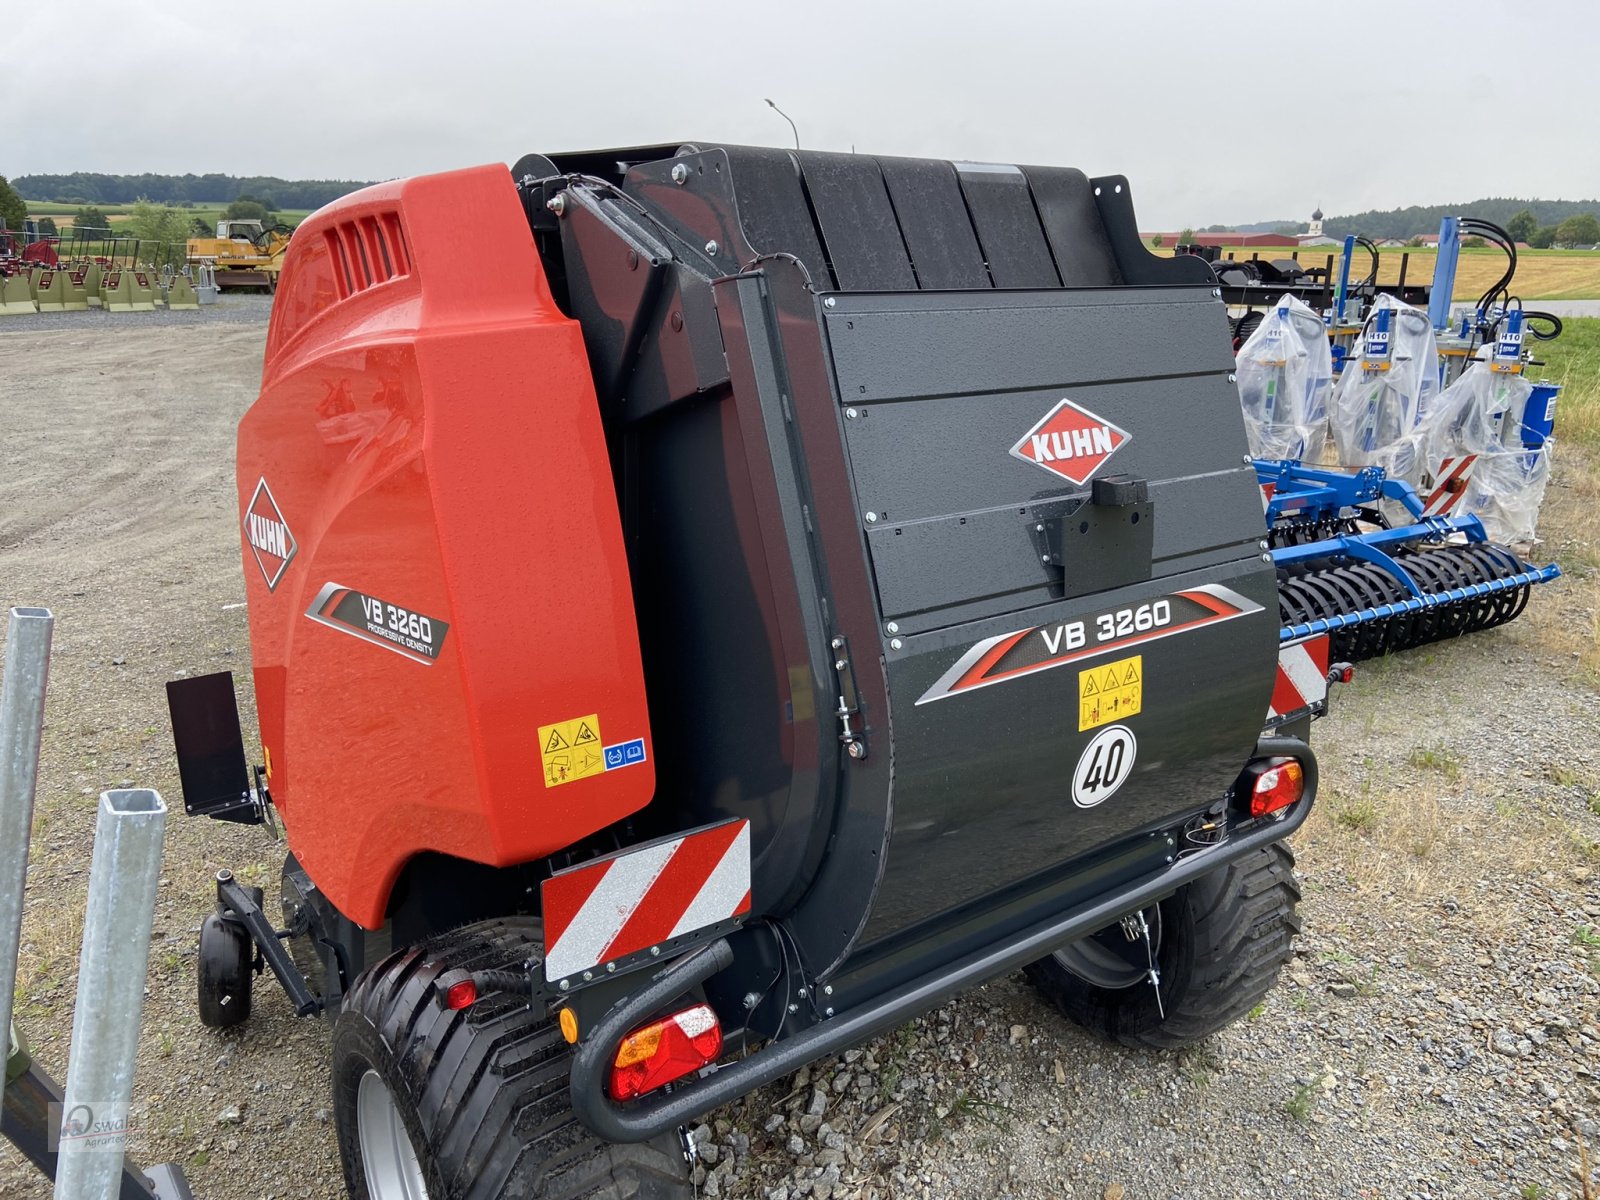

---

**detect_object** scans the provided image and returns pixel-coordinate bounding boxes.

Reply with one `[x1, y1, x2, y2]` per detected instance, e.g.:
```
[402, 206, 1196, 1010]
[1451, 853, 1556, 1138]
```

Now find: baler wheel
[197, 911, 254, 1028]
[331, 916, 693, 1200]
[1024, 842, 1301, 1049]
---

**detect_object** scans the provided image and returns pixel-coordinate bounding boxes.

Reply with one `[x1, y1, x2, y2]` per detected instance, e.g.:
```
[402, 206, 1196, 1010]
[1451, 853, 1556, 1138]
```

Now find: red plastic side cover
[239, 164, 654, 929]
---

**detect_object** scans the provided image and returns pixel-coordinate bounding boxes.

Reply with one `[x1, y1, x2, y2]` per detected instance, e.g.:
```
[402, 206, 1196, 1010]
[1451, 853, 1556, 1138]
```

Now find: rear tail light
[608, 1004, 723, 1102]
[1250, 758, 1305, 818]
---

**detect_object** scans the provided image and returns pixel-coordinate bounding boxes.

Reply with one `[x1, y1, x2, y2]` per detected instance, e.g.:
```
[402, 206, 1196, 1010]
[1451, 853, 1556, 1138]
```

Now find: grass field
[1161, 244, 1600, 302]
[24, 200, 314, 229]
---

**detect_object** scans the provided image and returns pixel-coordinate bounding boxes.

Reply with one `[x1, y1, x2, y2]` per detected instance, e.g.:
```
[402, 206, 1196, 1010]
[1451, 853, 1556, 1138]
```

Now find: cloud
[7, 0, 1596, 227]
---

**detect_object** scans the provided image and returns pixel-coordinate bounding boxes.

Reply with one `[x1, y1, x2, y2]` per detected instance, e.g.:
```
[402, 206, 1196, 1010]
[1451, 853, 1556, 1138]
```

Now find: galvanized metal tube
[53, 789, 167, 1200]
[0, 606, 54, 1110]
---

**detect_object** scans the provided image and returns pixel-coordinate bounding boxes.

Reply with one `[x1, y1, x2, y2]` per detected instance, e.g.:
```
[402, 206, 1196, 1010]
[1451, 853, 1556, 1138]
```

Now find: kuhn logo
[1010, 399, 1129, 486]
[243, 477, 297, 591]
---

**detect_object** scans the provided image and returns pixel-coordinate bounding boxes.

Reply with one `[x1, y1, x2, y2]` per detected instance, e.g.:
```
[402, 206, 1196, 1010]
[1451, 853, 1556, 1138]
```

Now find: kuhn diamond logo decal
[1010, 398, 1130, 486]
[243, 477, 297, 591]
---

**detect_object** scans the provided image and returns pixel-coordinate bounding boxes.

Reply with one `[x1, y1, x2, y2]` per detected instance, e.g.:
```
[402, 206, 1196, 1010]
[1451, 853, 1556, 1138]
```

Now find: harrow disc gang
[1277, 541, 1537, 661]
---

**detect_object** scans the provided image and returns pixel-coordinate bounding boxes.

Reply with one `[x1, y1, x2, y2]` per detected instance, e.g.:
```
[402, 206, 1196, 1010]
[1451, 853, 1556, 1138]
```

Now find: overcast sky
[5, 0, 1596, 228]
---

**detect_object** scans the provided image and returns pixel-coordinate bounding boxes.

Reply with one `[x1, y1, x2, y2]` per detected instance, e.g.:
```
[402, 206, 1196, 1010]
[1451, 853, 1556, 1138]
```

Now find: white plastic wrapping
[1234, 294, 1332, 462]
[1330, 294, 1440, 486]
[1425, 363, 1551, 542]
[1427, 364, 1533, 464]
[1459, 446, 1551, 543]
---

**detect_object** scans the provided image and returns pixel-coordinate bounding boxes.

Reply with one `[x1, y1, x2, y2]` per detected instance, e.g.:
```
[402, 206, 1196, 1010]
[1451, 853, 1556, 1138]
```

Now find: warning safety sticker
[1078, 654, 1142, 732]
[539, 713, 605, 788]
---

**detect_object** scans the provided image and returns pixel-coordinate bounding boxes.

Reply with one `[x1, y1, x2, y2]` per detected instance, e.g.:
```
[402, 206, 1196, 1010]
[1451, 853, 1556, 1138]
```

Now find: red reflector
[1251, 759, 1305, 818]
[1335, 665, 1355, 683]
[607, 1004, 723, 1102]
[444, 979, 478, 1010]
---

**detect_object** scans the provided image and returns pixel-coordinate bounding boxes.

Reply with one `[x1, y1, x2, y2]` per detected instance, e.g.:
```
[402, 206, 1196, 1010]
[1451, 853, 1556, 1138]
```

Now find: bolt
[670, 311, 684, 332]
[1243, 455, 1253, 465]
[582, 970, 593, 981]
[885, 621, 900, 634]
[824, 296, 837, 309]
[1227, 372, 1237, 383]
[847, 741, 866, 760]
[650, 945, 661, 956]
[788, 1003, 799, 1014]
[845, 407, 859, 419]
[865, 512, 878, 523]
[1261, 552, 1272, 563]
[1042, 554, 1051, 563]
[704, 240, 719, 256]
[1211, 287, 1222, 298]
[823, 985, 833, 996]
[1166, 855, 1174, 863]
[1035, 523, 1044, 532]
[606, 961, 616, 973]
[546, 193, 566, 217]
[890, 638, 903, 651]
[797, 987, 808, 998]
[1259, 540, 1269, 551]
[831, 636, 845, 650]
[825, 1007, 835, 1017]
[671, 162, 689, 184]
[559, 978, 571, 990]
[743, 992, 762, 1009]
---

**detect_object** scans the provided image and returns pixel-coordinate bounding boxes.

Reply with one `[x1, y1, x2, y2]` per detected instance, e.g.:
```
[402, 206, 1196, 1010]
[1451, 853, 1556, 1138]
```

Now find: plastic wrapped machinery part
[1458, 444, 1552, 543]
[1330, 295, 1440, 485]
[1428, 363, 1534, 464]
[1428, 363, 1552, 542]
[1234, 293, 1332, 462]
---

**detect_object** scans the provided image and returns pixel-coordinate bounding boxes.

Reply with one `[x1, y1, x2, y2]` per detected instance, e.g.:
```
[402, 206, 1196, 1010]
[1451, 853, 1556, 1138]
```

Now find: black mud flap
[165, 671, 262, 824]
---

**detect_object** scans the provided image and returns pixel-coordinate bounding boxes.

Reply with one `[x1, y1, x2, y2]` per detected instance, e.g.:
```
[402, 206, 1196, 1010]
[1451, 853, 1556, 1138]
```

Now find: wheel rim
[356, 1070, 431, 1200]
[1052, 904, 1163, 990]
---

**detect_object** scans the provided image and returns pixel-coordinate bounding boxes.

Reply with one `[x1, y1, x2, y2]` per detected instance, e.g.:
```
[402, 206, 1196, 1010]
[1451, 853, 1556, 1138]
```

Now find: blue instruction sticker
[603, 738, 647, 771]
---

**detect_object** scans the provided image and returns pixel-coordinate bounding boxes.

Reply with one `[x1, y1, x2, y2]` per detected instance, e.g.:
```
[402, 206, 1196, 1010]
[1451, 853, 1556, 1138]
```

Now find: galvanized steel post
[52, 788, 167, 1200]
[0, 606, 54, 1110]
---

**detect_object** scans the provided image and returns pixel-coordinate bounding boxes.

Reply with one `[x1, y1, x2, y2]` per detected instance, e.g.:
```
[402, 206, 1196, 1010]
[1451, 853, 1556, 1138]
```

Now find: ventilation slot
[323, 212, 412, 299]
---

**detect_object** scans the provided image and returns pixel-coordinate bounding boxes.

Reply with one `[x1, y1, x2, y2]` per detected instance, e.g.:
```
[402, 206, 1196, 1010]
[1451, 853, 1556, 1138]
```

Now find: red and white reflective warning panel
[1010, 398, 1130, 487]
[1422, 455, 1476, 517]
[1265, 634, 1330, 726]
[542, 819, 751, 984]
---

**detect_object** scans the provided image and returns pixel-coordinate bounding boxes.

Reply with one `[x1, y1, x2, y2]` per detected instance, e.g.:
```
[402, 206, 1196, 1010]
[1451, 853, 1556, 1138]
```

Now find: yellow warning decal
[538, 713, 605, 788]
[1078, 655, 1142, 732]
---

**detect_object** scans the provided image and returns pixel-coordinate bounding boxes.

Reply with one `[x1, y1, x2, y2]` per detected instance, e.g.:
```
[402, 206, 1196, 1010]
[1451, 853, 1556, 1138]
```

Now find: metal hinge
[830, 635, 866, 761]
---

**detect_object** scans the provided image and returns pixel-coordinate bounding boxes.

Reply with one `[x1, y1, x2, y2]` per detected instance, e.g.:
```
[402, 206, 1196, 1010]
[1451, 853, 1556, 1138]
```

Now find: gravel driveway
[2, 309, 1596, 1199]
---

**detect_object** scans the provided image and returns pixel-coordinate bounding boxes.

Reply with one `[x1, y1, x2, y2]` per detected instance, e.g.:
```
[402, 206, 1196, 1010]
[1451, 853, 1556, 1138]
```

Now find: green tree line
[12, 172, 375, 209]
[1321, 197, 1600, 242]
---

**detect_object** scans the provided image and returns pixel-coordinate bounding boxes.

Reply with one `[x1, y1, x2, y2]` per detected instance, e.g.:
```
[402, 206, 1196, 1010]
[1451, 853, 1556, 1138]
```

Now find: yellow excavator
[186, 219, 293, 291]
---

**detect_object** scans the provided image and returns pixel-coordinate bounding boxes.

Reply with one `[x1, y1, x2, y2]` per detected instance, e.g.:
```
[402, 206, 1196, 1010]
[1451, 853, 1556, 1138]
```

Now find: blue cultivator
[1257, 459, 1561, 661]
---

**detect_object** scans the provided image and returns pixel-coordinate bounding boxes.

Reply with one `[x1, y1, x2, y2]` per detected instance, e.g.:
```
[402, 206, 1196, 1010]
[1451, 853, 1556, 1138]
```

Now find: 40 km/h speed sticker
[1072, 725, 1137, 808]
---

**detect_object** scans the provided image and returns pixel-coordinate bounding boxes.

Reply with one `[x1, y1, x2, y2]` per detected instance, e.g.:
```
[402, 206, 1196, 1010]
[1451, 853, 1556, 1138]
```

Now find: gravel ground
[0, 294, 277, 333]
[2, 312, 1597, 1200]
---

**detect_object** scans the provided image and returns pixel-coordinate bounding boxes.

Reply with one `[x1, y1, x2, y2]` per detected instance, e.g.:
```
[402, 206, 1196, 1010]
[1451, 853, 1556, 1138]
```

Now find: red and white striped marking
[1422, 455, 1476, 516]
[542, 820, 751, 983]
[1266, 634, 1330, 725]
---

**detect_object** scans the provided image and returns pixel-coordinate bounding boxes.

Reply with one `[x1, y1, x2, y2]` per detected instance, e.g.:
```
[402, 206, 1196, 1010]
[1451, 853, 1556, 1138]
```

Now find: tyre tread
[333, 917, 690, 1200]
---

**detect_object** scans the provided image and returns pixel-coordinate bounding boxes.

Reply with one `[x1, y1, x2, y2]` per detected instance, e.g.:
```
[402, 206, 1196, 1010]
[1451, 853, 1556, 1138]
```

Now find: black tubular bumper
[570, 737, 1316, 1142]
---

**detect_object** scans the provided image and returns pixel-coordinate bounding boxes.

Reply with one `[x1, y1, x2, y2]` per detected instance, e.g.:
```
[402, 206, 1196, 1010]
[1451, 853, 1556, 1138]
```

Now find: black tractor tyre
[331, 916, 694, 1200]
[197, 913, 254, 1028]
[1025, 842, 1302, 1050]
